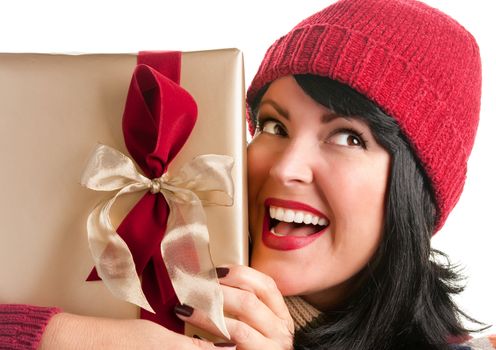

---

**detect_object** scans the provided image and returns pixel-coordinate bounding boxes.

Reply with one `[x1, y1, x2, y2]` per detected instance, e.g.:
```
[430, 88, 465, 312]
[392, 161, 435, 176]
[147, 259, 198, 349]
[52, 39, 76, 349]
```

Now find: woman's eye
[327, 129, 366, 148]
[260, 119, 287, 136]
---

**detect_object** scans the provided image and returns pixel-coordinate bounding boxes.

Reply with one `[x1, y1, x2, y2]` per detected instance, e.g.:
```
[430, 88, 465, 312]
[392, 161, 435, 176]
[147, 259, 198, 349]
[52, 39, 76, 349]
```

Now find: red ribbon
[87, 51, 197, 333]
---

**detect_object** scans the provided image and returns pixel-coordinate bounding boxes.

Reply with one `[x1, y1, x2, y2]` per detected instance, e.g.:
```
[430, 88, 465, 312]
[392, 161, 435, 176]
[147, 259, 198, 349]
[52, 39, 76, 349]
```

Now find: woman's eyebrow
[260, 98, 348, 124]
[259, 99, 290, 120]
[321, 113, 341, 124]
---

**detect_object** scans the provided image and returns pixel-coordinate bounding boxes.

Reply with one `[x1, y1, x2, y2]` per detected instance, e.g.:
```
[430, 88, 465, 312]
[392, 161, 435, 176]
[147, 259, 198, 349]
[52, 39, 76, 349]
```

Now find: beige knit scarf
[284, 296, 322, 331]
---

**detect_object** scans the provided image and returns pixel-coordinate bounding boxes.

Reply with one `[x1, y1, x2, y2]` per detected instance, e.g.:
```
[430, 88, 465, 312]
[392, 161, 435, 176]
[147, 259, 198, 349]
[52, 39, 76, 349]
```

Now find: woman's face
[248, 76, 391, 310]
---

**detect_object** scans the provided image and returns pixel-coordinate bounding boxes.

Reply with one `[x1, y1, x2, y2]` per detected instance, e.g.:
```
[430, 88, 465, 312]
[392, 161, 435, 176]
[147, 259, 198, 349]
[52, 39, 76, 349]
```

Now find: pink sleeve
[0, 304, 61, 350]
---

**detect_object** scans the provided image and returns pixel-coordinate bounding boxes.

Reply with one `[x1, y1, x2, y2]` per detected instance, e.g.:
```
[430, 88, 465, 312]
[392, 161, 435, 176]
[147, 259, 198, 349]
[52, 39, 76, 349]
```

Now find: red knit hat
[247, 0, 481, 232]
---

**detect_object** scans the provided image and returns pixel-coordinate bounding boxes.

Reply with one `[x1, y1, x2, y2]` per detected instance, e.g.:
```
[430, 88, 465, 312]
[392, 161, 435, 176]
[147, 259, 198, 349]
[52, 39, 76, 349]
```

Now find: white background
[1, 0, 494, 335]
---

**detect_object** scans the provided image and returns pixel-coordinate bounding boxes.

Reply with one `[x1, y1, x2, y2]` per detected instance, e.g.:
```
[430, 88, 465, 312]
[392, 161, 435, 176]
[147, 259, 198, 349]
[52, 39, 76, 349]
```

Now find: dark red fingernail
[174, 304, 194, 317]
[214, 342, 236, 348]
[216, 267, 230, 278]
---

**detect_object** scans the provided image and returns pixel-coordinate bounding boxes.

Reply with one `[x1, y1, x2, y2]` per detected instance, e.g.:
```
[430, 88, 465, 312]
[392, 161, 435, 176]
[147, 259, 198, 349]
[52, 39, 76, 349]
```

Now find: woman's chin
[272, 279, 300, 296]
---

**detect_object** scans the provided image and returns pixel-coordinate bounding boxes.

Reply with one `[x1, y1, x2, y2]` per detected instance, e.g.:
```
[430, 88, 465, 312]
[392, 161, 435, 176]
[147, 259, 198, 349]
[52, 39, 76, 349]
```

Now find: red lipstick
[261, 198, 328, 251]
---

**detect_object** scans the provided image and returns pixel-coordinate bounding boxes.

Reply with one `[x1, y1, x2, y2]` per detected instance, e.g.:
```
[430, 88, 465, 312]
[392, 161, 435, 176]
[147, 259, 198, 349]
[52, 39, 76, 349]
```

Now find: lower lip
[261, 209, 328, 251]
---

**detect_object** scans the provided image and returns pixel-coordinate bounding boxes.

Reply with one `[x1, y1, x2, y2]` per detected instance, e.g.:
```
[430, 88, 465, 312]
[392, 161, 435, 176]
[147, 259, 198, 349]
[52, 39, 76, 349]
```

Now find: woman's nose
[269, 140, 314, 186]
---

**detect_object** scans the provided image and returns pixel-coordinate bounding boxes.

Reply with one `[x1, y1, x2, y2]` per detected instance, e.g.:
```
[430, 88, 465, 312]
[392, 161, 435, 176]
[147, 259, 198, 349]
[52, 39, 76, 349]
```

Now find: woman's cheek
[247, 140, 274, 195]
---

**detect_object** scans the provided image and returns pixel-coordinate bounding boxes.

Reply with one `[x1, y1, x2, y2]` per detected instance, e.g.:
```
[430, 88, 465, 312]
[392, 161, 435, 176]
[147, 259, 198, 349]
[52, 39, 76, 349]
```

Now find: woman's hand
[175, 265, 294, 350]
[39, 312, 234, 349]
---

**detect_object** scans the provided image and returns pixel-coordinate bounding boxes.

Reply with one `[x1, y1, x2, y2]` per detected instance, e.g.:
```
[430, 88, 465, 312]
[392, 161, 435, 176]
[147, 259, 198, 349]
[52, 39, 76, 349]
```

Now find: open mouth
[262, 198, 330, 251]
[268, 205, 329, 237]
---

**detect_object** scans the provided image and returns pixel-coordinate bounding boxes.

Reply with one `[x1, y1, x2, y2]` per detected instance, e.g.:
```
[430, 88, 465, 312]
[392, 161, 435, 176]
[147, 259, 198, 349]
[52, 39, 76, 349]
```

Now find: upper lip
[264, 197, 329, 221]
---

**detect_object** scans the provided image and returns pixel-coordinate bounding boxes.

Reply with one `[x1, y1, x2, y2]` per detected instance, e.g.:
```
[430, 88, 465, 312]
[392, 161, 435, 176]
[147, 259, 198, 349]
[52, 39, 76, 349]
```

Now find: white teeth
[303, 214, 313, 224]
[269, 205, 329, 226]
[294, 212, 304, 223]
[282, 210, 295, 222]
[270, 227, 285, 236]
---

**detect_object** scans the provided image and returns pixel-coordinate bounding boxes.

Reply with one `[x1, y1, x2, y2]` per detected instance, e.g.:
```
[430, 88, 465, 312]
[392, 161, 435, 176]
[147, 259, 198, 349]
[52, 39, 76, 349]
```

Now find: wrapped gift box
[0, 50, 248, 335]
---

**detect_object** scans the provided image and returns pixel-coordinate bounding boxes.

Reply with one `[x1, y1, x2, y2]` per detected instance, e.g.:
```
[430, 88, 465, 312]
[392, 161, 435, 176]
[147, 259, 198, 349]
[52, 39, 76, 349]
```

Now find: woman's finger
[176, 305, 292, 350]
[221, 284, 292, 342]
[216, 265, 293, 332]
[189, 336, 236, 350]
[171, 331, 236, 350]
[175, 303, 226, 339]
[224, 316, 292, 350]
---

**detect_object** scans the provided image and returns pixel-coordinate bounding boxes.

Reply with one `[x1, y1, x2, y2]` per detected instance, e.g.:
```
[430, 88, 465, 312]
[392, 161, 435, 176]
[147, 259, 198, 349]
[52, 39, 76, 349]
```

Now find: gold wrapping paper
[0, 50, 248, 335]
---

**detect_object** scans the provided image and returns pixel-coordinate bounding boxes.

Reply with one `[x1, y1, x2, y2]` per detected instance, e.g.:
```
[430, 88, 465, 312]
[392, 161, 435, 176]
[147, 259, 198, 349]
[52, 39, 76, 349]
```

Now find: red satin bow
[87, 51, 197, 333]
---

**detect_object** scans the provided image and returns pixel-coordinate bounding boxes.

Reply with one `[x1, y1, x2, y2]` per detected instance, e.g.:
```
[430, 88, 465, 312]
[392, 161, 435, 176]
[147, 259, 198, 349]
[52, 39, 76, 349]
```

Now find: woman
[238, 0, 484, 347]
[2, 0, 492, 349]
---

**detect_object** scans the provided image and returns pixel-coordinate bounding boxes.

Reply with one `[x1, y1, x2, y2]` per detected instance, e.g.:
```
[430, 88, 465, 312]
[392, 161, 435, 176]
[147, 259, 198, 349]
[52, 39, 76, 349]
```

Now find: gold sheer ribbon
[81, 143, 233, 337]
